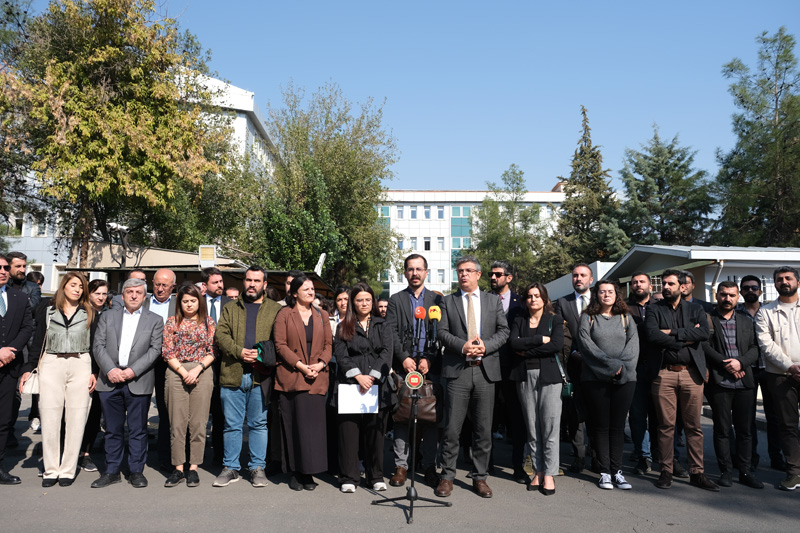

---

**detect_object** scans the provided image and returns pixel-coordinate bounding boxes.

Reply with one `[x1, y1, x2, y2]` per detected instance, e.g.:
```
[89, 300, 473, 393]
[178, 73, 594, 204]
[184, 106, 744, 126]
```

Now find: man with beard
[626, 272, 658, 475]
[377, 298, 389, 318]
[645, 269, 717, 491]
[755, 266, 800, 491]
[703, 281, 763, 489]
[213, 265, 282, 488]
[738, 275, 786, 471]
[6, 252, 41, 309]
[680, 271, 713, 313]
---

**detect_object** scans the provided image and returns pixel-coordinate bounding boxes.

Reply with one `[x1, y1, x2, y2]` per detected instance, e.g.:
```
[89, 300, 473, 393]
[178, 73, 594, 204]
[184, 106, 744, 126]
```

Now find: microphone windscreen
[414, 306, 427, 320]
[428, 306, 441, 321]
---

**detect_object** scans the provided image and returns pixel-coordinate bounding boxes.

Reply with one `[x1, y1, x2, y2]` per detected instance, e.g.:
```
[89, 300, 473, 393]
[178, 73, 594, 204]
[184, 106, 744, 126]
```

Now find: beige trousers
[39, 352, 92, 480]
[165, 362, 214, 466]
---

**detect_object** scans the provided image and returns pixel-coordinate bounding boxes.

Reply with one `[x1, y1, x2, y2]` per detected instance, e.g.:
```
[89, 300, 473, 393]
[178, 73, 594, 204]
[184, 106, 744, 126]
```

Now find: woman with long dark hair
[273, 274, 333, 490]
[509, 282, 564, 495]
[20, 272, 95, 487]
[333, 282, 394, 493]
[578, 279, 638, 491]
[162, 283, 217, 487]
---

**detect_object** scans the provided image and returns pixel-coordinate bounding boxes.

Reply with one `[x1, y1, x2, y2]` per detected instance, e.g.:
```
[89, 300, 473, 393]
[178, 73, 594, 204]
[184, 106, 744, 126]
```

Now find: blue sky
[33, 1, 800, 192]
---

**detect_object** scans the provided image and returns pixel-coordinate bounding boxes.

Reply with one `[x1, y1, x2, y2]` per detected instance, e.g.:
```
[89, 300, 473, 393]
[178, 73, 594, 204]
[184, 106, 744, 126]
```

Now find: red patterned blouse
[162, 316, 216, 362]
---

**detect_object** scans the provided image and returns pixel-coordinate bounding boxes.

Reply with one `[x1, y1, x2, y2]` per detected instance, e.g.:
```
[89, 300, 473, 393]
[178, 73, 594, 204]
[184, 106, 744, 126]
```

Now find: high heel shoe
[527, 482, 539, 491]
[539, 485, 555, 495]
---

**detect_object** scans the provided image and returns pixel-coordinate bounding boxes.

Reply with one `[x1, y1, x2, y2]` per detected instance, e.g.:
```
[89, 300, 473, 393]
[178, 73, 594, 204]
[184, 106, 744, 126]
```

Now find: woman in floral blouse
[162, 283, 217, 488]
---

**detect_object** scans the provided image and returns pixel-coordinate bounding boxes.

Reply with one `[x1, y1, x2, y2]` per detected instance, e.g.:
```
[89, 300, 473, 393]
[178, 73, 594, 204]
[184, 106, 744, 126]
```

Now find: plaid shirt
[719, 314, 744, 389]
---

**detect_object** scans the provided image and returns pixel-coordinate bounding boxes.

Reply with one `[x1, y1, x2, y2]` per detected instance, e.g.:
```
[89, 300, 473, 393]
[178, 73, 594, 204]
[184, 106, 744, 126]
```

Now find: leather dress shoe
[0, 469, 21, 485]
[42, 478, 58, 488]
[718, 471, 733, 487]
[739, 472, 764, 489]
[390, 466, 407, 487]
[689, 473, 720, 492]
[434, 478, 453, 497]
[655, 471, 672, 489]
[58, 477, 74, 487]
[129, 472, 148, 488]
[91, 473, 122, 488]
[673, 460, 689, 479]
[473, 479, 493, 498]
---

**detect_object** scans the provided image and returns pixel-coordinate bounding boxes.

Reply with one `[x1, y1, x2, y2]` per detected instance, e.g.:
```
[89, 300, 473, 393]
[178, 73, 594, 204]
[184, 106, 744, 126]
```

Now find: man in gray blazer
[435, 255, 509, 499]
[91, 278, 164, 489]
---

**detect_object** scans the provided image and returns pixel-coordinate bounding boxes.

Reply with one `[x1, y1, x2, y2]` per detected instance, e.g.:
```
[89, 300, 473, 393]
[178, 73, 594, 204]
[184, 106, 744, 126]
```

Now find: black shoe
[718, 471, 732, 487]
[164, 469, 185, 488]
[81, 455, 98, 472]
[288, 475, 303, 491]
[0, 468, 21, 485]
[634, 457, 652, 475]
[425, 466, 441, 488]
[539, 484, 555, 496]
[739, 472, 764, 489]
[91, 473, 122, 488]
[512, 467, 529, 484]
[656, 471, 672, 489]
[299, 474, 318, 491]
[58, 477, 74, 487]
[569, 457, 585, 474]
[42, 478, 58, 488]
[673, 460, 689, 478]
[689, 473, 720, 492]
[129, 472, 148, 488]
[186, 470, 200, 487]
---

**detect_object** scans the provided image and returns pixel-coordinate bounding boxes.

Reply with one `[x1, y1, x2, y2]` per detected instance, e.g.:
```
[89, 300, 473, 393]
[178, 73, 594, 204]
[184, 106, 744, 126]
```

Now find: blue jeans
[220, 373, 268, 470]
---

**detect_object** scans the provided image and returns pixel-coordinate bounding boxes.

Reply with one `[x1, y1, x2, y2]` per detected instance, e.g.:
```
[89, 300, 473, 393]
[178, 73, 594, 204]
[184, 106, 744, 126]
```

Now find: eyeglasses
[489, 272, 506, 278]
[741, 285, 760, 292]
[456, 269, 478, 275]
[0, 265, 9, 271]
[405, 268, 427, 274]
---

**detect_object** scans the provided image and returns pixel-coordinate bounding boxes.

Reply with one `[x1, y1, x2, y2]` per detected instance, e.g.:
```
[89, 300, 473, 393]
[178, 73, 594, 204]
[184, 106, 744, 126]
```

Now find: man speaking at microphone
[386, 254, 443, 488]
[436, 255, 509, 498]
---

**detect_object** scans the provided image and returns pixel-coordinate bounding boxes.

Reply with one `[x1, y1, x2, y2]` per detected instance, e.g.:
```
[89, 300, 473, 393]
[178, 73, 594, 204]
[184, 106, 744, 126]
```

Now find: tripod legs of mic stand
[372, 390, 451, 524]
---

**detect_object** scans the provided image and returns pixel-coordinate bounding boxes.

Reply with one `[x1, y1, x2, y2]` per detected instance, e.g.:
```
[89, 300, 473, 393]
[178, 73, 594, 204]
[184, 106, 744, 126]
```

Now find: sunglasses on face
[741, 285, 760, 292]
[0, 265, 10, 271]
[489, 272, 506, 278]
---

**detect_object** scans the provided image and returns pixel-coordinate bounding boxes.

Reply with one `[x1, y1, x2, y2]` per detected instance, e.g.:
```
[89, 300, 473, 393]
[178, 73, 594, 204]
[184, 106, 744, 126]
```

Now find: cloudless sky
[32, 1, 800, 192]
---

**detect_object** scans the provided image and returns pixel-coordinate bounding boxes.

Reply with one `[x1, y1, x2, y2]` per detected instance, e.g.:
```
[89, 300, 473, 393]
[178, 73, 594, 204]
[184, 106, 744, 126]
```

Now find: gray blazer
[438, 290, 509, 382]
[92, 306, 164, 395]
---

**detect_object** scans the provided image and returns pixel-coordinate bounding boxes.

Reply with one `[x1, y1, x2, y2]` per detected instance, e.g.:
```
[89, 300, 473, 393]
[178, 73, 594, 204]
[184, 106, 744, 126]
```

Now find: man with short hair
[703, 281, 763, 489]
[435, 255, 509, 498]
[6, 252, 41, 309]
[225, 286, 240, 300]
[0, 255, 34, 485]
[646, 269, 717, 491]
[680, 270, 713, 312]
[213, 265, 282, 488]
[386, 254, 442, 488]
[553, 263, 593, 473]
[738, 275, 785, 471]
[376, 298, 389, 318]
[91, 278, 164, 488]
[755, 266, 800, 491]
[627, 271, 658, 475]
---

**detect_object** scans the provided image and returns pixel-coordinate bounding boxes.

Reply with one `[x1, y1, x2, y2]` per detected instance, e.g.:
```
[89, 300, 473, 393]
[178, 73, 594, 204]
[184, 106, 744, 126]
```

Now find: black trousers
[764, 372, 800, 476]
[81, 390, 102, 454]
[0, 370, 19, 465]
[338, 410, 388, 486]
[582, 380, 636, 474]
[154, 359, 171, 466]
[707, 381, 755, 473]
[752, 368, 784, 463]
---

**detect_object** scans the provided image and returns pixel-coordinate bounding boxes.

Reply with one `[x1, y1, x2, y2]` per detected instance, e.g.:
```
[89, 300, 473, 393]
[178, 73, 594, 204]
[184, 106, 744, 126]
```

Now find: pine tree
[619, 126, 714, 245]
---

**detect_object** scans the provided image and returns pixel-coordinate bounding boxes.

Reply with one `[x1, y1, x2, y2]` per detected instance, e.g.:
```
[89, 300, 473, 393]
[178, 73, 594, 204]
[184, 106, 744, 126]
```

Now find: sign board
[199, 245, 216, 269]
[405, 371, 424, 390]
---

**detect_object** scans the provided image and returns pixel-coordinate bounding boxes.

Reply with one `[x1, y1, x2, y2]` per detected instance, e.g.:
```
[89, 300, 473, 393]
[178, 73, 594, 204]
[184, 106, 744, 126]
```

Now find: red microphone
[414, 307, 427, 320]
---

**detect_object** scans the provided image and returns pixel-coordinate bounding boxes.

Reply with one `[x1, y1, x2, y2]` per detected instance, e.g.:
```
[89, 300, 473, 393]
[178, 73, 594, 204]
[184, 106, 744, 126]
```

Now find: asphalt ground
[1, 395, 797, 532]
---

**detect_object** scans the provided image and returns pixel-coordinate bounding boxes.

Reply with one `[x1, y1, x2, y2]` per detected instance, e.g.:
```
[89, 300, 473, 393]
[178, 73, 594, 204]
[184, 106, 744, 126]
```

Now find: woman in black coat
[333, 282, 394, 493]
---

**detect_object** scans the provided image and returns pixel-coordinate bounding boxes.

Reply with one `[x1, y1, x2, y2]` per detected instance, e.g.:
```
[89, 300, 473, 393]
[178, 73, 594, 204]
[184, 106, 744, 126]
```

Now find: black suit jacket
[0, 286, 34, 377]
[385, 287, 443, 373]
[554, 293, 584, 343]
[645, 299, 710, 380]
[703, 309, 758, 388]
[498, 290, 524, 378]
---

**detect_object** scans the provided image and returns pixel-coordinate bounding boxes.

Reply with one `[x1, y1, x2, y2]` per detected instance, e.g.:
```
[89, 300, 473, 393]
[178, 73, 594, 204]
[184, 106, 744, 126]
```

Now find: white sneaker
[30, 418, 41, 432]
[372, 481, 387, 491]
[598, 473, 613, 490]
[341, 483, 356, 493]
[614, 470, 632, 490]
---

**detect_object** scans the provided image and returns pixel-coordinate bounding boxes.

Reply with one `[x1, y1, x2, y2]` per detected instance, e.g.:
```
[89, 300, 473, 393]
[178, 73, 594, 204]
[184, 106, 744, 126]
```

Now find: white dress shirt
[575, 291, 590, 314]
[119, 306, 143, 367]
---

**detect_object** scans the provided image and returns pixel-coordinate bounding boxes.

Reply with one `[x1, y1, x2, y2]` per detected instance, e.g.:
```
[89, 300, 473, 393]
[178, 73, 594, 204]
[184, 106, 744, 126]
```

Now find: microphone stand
[372, 319, 450, 524]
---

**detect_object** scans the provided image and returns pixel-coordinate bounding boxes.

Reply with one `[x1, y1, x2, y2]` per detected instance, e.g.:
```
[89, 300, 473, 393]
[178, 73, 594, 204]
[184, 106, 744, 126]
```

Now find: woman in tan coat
[274, 274, 333, 491]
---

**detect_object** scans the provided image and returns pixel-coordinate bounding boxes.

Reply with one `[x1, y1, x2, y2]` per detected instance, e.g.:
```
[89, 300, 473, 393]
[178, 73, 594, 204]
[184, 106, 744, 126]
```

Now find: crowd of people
[0, 250, 799, 499]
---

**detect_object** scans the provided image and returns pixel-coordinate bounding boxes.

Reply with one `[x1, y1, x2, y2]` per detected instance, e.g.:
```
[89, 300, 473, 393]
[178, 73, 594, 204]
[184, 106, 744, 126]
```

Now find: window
[427, 270, 432, 283]
[438, 206, 445, 219]
[437, 237, 445, 250]
[462, 237, 471, 249]
[397, 238, 404, 250]
[438, 269, 445, 284]
[424, 237, 431, 251]
[452, 238, 460, 249]
[380, 206, 390, 217]
[397, 205, 404, 219]
[452, 206, 461, 217]
[463, 206, 471, 217]
[410, 237, 417, 250]
[424, 206, 431, 219]
[410, 206, 417, 219]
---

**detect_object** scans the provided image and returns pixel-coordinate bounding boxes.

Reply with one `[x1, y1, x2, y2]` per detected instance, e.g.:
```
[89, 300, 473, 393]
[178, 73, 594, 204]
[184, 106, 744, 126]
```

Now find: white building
[379, 186, 565, 295]
[3, 77, 278, 293]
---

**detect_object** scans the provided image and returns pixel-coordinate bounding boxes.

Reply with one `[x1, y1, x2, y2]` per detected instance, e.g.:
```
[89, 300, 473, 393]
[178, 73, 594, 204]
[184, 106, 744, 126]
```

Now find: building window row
[397, 236, 447, 252]
[393, 204, 446, 220]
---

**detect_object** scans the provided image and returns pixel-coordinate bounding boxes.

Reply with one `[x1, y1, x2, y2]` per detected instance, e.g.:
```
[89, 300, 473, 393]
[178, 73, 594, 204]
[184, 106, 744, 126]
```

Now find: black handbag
[549, 315, 573, 398]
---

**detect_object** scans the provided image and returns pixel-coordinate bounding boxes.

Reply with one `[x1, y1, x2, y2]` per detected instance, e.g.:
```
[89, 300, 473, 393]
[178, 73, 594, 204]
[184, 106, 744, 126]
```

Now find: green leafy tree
[267, 81, 400, 284]
[619, 126, 714, 245]
[0, 0, 223, 264]
[714, 27, 800, 246]
[552, 106, 629, 270]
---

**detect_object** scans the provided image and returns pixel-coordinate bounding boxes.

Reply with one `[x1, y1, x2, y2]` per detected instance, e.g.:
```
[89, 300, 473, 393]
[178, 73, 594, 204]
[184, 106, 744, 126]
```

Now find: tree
[470, 164, 550, 289]
[267, 81, 400, 284]
[552, 106, 629, 269]
[0, 0, 223, 264]
[618, 126, 714, 245]
[714, 27, 800, 246]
